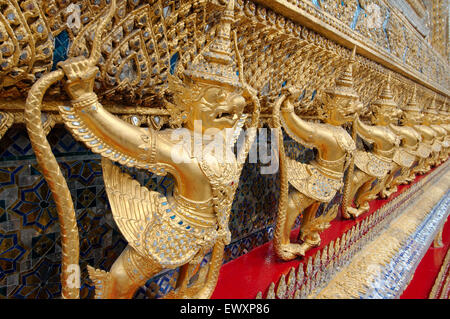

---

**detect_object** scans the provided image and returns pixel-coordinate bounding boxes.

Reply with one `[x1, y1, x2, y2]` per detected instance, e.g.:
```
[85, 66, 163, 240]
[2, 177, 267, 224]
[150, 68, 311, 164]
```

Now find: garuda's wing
[102, 158, 163, 252]
[285, 158, 310, 187]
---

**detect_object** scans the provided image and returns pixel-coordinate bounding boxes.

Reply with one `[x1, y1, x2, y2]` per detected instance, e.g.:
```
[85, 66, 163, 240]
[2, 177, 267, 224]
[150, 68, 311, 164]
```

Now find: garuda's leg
[414, 158, 428, 175]
[88, 245, 163, 299]
[165, 249, 216, 299]
[380, 164, 401, 198]
[344, 169, 371, 219]
[353, 176, 378, 216]
[274, 189, 315, 261]
[401, 161, 417, 184]
[438, 151, 446, 164]
[425, 155, 435, 170]
[297, 201, 323, 255]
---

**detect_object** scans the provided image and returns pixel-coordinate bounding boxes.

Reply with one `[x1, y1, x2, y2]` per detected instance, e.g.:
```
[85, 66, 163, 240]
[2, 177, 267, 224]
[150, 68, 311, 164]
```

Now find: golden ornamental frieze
[0, 0, 448, 106]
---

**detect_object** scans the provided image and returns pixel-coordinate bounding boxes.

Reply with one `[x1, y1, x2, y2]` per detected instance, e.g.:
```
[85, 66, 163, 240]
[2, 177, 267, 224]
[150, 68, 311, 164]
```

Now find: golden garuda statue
[387, 86, 424, 188]
[24, 0, 260, 299]
[272, 47, 360, 261]
[423, 95, 447, 166]
[342, 75, 401, 219]
[438, 100, 450, 159]
[377, 88, 415, 199]
[409, 95, 437, 175]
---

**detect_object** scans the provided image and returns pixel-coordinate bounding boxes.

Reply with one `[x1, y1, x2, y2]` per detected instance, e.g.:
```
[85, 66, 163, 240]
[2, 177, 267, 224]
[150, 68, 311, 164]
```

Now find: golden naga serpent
[24, 0, 117, 299]
[341, 123, 357, 219]
[271, 93, 290, 260]
[24, 69, 78, 299]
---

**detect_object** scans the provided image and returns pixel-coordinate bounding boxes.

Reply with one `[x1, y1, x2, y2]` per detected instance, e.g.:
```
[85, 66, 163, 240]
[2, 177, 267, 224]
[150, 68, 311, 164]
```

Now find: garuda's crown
[372, 74, 397, 109]
[401, 85, 421, 112]
[326, 46, 359, 99]
[439, 98, 448, 116]
[184, 0, 241, 89]
[423, 94, 438, 115]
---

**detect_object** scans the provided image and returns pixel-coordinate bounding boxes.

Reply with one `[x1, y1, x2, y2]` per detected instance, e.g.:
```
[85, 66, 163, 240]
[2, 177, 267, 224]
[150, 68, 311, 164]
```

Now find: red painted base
[212, 165, 444, 299]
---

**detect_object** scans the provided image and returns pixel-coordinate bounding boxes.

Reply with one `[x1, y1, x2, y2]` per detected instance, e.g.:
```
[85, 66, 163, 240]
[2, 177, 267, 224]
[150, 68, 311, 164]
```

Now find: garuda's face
[371, 105, 398, 126]
[430, 113, 441, 125]
[327, 96, 362, 125]
[402, 110, 423, 125]
[392, 107, 402, 123]
[190, 85, 245, 132]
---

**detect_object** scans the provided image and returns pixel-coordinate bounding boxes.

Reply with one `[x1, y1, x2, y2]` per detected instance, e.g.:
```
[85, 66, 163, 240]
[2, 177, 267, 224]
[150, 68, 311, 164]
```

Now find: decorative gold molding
[252, 0, 449, 97]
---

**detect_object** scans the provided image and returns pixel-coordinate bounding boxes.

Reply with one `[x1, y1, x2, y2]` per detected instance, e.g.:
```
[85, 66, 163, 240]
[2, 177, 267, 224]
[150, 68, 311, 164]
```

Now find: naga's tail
[25, 70, 80, 299]
[271, 95, 293, 261]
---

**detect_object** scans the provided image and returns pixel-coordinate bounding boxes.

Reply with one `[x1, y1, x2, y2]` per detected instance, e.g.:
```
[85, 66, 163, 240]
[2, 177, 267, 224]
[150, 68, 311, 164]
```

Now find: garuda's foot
[296, 241, 317, 256]
[366, 194, 377, 201]
[401, 175, 415, 184]
[358, 202, 370, 213]
[346, 206, 365, 219]
[381, 186, 397, 198]
[380, 189, 390, 199]
[416, 169, 426, 175]
[277, 243, 306, 260]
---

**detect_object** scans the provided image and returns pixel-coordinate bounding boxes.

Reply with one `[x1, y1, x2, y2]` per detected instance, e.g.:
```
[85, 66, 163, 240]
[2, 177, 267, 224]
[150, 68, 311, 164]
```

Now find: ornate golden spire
[401, 85, 421, 112]
[326, 45, 358, 98]
[372, 74, 397, 108]
[424, 94, 438, 115]
[439, 98, 448, 116]
[184, 0, 241, 89]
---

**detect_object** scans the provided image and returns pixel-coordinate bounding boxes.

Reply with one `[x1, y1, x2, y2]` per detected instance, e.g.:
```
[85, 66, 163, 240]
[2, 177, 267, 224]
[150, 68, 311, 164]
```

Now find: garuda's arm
[279, 92, 321, 149]
[354, 116, 374, 142]
[389, 124, 407, 146]
[58, 57, 174, 171]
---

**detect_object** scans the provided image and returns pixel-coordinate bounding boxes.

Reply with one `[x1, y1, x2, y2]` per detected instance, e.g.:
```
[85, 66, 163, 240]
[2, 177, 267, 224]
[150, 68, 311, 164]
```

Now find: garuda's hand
[281, 86, 301, 112]
[217, 228, 231, 245]
[58, 57, 99, 101]
[242, 83, 257, 100]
